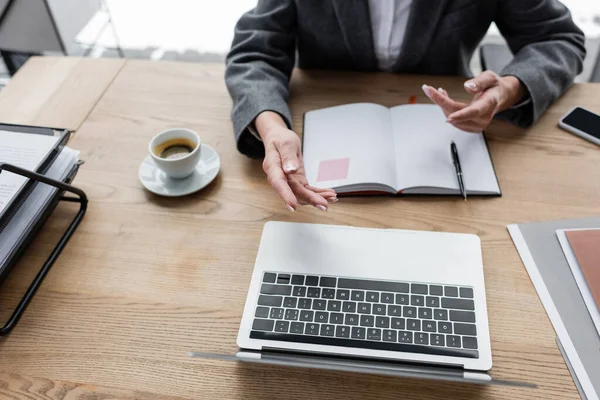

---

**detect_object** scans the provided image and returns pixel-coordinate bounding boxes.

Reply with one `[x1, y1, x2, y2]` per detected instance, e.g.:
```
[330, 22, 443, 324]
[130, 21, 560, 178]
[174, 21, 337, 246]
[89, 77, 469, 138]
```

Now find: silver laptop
[191, 222, 534, 387]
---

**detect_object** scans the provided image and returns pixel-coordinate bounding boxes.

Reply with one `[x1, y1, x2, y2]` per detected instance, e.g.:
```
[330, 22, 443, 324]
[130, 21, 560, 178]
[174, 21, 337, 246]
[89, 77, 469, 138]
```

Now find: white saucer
[139, 143, 220, 197]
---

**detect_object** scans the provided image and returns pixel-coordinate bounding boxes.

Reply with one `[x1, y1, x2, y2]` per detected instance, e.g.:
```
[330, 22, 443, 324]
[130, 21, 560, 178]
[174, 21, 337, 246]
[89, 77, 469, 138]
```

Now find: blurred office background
[0, 0, 599, 87]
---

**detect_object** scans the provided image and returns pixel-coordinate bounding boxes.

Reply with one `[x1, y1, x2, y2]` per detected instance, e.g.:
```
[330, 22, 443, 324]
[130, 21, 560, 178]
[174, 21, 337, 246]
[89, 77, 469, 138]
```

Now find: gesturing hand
[256, 111, 337, 212]
[422, 71, 525, 133]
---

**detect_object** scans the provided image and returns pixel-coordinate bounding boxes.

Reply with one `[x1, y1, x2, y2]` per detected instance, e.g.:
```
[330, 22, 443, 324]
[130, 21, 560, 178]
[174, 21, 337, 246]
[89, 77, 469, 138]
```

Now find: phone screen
[562, 107, 600, 139]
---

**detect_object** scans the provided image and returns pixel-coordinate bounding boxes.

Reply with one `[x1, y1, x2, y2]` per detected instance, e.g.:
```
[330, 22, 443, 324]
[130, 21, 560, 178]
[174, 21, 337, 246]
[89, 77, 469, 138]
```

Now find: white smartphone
[558, 106, 600, 146]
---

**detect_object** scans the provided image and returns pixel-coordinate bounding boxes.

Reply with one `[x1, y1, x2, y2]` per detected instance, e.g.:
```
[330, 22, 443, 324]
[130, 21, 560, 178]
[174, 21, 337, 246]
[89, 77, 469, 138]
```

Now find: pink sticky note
[317, 158, 350, 182]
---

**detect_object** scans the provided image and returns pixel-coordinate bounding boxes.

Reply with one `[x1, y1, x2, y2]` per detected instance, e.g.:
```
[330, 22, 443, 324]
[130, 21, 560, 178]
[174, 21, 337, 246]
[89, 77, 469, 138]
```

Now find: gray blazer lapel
[394, 0, 448, 72]
[332, 0, 378, 70]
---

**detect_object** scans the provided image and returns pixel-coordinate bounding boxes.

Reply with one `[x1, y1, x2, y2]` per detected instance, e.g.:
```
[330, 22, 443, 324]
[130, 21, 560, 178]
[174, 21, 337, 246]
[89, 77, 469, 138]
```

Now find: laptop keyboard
[250, 272, 480, 359]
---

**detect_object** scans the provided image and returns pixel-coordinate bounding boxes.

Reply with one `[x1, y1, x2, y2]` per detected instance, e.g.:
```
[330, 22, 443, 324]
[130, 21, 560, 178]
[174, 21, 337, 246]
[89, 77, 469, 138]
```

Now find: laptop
[190, 222, 534, 387]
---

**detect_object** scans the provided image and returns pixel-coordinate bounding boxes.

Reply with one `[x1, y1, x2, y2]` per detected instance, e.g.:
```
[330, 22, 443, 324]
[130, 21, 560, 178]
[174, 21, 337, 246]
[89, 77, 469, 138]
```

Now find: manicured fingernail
[327, 197, 339, 203]
[287, 205, 295, 212]
[464, 81, 477, 90]
[421, 84, 431, 96]
[283, 163, 297, 173]
[438, 87, 444, 93]
[316, 205, 327, 212]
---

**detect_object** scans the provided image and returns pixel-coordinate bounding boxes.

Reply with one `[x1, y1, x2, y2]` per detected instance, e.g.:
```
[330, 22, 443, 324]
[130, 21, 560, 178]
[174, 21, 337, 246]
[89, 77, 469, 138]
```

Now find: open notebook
[303, 103, 501, 196]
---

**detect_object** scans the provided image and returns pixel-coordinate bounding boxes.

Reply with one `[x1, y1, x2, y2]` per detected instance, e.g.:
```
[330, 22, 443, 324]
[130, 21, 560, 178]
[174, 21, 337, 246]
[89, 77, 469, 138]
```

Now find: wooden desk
[1, 57, 599, 400]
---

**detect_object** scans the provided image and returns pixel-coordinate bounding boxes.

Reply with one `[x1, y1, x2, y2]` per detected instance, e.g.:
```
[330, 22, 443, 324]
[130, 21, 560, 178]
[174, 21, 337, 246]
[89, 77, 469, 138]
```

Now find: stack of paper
[0, 131, 80, 273]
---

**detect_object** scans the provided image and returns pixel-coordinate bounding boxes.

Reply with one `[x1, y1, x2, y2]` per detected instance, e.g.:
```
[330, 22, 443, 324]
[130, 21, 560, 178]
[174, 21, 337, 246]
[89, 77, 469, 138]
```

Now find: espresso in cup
[153, 138, 197, 160]
[149, 128, 202, 179]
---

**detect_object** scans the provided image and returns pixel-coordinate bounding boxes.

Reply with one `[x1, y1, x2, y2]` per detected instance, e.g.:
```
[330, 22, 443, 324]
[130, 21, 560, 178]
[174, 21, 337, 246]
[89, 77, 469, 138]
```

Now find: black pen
[450, 142, 467, 201]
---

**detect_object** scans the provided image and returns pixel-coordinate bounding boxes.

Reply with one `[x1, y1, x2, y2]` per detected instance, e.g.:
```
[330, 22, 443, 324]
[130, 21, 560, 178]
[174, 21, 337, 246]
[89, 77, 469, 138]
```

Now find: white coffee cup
[149, 128, 201, 179]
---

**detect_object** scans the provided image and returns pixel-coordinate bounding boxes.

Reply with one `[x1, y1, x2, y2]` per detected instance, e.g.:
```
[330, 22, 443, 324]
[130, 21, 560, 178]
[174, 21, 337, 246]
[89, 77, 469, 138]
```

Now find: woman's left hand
[422, 70, 526, 133]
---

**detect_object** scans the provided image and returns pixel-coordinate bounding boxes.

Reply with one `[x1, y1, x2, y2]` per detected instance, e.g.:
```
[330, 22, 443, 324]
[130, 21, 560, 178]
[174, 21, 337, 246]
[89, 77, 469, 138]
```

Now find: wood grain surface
[1, 59, 599, 399]
[0, 56, 124, 130]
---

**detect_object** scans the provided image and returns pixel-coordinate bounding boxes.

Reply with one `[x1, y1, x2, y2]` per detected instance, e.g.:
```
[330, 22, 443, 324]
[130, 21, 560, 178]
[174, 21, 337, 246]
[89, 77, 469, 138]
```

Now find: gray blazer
[225, 0, 586, 158]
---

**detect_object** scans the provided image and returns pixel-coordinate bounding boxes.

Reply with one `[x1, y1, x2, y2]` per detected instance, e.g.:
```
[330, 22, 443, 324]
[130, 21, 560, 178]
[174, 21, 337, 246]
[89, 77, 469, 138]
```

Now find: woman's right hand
[255, 111, 337, 212]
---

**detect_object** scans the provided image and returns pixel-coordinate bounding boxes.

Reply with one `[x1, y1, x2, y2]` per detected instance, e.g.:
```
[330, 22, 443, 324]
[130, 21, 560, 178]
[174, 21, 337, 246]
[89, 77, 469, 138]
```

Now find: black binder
[0, 124, 87, 335]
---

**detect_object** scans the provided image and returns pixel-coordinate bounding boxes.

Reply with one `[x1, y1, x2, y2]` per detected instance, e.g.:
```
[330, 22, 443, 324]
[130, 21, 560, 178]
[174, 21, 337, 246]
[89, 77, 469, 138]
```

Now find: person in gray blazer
[225, 0, 586, 212]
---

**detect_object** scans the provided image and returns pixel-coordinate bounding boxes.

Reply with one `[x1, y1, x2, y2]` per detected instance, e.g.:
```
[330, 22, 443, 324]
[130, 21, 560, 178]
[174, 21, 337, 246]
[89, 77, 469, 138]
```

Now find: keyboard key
[321, 288, 336, 299]
[423, 320, 436, 332]
[447, 335, 461, 348]
[320, 277, 337, 287]
[345, 314, 359, 326]
[255, 306, 269, 318]
[434, 309, 448, 320]
[463, 336, 478, 349]
[373, 304, 386, 315]
[358, 303, 372, 314]
[418, 307, 432, 319]
[315, 311, 329, 323]
[293, 286, 307, 297]
[261, 284, 292, 296]
[407, 319, 421, 331]
[336, 325, 351, 338]
[444, 286, 459, 297]
[283, 297, 297, 308]
[253, 319, 274, 331]
[300, 310, 314, 322]
[298, 298, 312, 309]
[307, 287, 321, 298]
[291, 275, 304, 285]
[258, 295, 283, 307]
[275, 320, 289, 332]
[312, 300, 327, 310]
[376, 316, 390, 328]
[360, 315, 374, 327]
[367, 328, 382, 341]
[320, 324, 335, 336]
[342, 301, 357, 313]
[403, 306, 416, 318]
[327, 300, 341, 312]
[411, 295, 424, 306]
[263, 272, 276, 283]
[450, 310, 476, 323]
[391, 317, 406, 330]
[306, 276, 319, 286]
[438, 322, 452, 333]
[305, 323, 319, 335]
[442, 297, 475, 311]
[430, 285, 443, 296]
[330, 313, 344, 324]
[284, 309, 299, 321]
[270, 308, 284, 319]
[411, 284, 428, 294]
[415, 332, 429, 345]
[381, 293, 394, 304]
[277, 274, 290, 284]
[460, 287, 474, 298]
[338, 278, 409, 293]
[454, 323, 477, 336]
[290, 322, 304, 334]
[426, 296, 440, 307]
[336, 289, 350, 300]
[430, 334, 445, 346]
[383, 329, 397, 342]
[388, 305, 402, 317]
[395, 294, 409, 305]
[351, 290, 365, 301]
[398, 331, 413, 343]
[366, 292, 379, 302]
[351, 327, 366, 340]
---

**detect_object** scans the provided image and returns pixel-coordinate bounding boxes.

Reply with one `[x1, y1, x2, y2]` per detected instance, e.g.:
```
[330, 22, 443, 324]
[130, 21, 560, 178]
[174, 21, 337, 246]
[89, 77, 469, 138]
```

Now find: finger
[448, 95, 497, 122]
[450, 121, 484, 133]
[464, 70, 499, 94]
[437, 87, 448, 97]
[306, 185, 337, 197]
[422, 85, 468, 114]
[263, 153, 299, 211]
[276, 138, 300, 174]
[289, 180, 329, 211]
